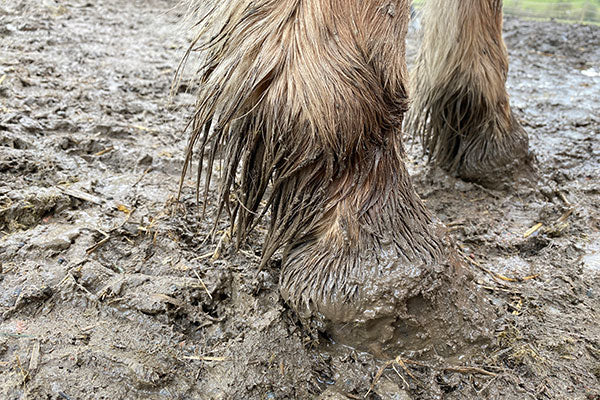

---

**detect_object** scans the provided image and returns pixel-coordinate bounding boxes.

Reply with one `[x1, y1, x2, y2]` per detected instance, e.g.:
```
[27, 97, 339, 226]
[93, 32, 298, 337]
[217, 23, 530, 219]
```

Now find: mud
[0, 1, 599, 399]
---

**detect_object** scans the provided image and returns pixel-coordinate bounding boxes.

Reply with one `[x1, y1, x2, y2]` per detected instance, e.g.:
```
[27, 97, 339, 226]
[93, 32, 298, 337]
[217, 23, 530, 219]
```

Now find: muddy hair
[178, 1, 428, 256]
[175, 1, 499, 350]
[405, 0, 528, 182]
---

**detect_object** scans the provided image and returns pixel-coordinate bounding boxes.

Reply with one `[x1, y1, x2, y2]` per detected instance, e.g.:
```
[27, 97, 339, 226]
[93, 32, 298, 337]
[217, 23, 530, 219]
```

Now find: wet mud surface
[1, 1, 599, 399]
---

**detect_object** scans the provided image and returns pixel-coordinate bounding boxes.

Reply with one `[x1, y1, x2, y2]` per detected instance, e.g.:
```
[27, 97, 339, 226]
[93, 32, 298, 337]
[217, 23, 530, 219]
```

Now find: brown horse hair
[176, 0, 448, 314]
[176, 1, 494, 352]
[405, 0, 529, 183]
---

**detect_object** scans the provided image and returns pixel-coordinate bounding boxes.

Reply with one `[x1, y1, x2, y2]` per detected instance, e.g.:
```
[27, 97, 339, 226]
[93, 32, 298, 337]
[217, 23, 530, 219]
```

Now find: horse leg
[183, 0, 492, 354]
[407, 0, 532, 185]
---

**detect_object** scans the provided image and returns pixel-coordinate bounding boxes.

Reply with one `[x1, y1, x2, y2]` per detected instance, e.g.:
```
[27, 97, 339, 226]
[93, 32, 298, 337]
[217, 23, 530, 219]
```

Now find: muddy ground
[0, 1, 599, 399]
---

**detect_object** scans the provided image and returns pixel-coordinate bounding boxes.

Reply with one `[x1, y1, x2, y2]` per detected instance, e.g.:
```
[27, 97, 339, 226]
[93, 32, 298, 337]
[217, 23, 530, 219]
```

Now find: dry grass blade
[395, 357, 421, 383]
[365, 359, 394, 398]
[15, 354, 30, 385]
[555, 208, 573, 224]
[444, 366, 497, 377]
[94, 146, 114, 156]
[183, 356, 227, 362]
[58, 186, 104, 205]
[86, 208, 135, 254]
[193, 269, 213, 299]
[365, 356, 424, 397]
[29, 341, 41, 372]
[523, 222, 543, 238]
[462, 249, 540, 283]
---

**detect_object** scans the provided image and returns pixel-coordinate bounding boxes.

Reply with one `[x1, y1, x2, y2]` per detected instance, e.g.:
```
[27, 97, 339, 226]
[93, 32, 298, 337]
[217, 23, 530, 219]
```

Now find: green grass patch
[504, 0, 600, 22]
[412, 0, 600, 23]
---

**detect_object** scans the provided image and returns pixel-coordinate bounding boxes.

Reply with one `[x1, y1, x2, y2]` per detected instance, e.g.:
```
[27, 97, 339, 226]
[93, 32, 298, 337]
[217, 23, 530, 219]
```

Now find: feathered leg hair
[406, 0, 531, 185]
[177, 0, 491, 353]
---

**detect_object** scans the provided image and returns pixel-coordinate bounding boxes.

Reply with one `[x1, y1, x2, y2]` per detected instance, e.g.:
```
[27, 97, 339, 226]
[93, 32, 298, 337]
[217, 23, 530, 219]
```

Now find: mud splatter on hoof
[281, 225, 493, 357]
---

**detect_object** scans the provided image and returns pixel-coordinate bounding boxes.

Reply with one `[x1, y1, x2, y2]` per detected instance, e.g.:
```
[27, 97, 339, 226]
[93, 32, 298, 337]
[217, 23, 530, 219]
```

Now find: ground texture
[0, 1, 599, 399]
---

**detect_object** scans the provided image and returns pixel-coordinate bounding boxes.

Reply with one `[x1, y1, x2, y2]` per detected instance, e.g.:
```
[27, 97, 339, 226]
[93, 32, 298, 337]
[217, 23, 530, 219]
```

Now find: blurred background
[412, 0, 600, 24]
[504, 0, 600, 23]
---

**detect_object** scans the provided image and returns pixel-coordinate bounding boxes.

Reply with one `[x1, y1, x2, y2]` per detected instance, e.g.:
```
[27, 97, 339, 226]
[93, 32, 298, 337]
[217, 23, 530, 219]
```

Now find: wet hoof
[408, 103, 536, 189]
[453, 121, 538, 189]
[279, 224, 493, 357]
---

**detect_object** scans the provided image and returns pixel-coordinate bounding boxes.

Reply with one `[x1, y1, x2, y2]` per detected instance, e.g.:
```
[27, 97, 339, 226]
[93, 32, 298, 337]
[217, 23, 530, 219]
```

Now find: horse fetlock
[278, 170, 492, 355]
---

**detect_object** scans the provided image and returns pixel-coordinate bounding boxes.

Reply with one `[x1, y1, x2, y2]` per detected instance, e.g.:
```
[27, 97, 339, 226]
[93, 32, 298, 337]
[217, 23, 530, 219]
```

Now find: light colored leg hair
[406, 0, 530, 184]
[180, 0, 491, 353]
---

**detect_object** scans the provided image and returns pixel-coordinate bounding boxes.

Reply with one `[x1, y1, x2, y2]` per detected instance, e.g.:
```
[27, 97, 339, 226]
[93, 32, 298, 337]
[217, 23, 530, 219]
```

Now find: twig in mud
[183, 356, 228, 362]
[461, 249, 539, 284]
[478, 283, 521, 294]
[444, 366, 497, 377]
[193, 269, 213, 300]
[58, 187, 104, 205]
[212, 229, 231, 260]
[555, 208, 573, 224]
[93, 146, 114, 156]
[523, 207, 574, 238]
[367, 357, 498, 398]
[523, 222, 544, 238]
[462, 251, 514, 283]
[392, 364, 410, 389]
[106, 297, 126, 306]
[555, 190, 572, 207]
[86, 208, 136, 254]
[86, 229, 110, 255]
[365, 363, 388, 397]
[132, 167, 152, 188]
[194, 252, 215, 261]
[59, 273, 96, 300]
[395, 357, 420, 382]
[365, 356, 424, 397]
[399, 359, 427, 367]
[15, 354, 29, 386]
